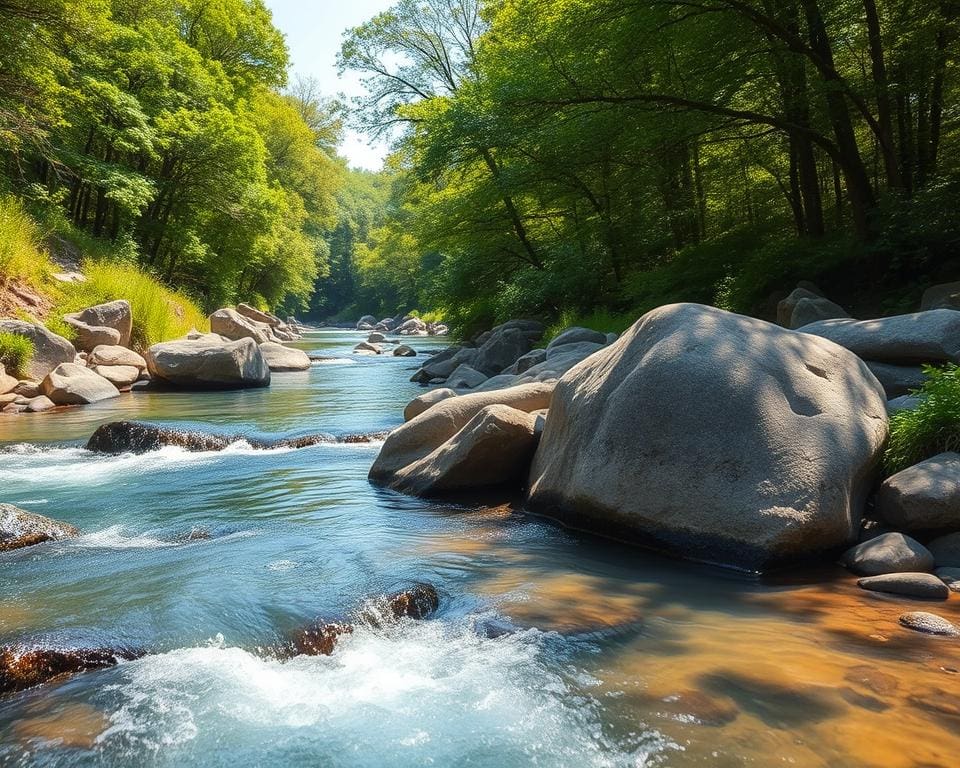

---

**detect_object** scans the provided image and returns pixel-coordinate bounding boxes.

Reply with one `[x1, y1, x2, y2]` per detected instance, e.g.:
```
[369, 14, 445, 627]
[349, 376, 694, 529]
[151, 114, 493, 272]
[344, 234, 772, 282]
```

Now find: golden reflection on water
[12, 701, 109, 750]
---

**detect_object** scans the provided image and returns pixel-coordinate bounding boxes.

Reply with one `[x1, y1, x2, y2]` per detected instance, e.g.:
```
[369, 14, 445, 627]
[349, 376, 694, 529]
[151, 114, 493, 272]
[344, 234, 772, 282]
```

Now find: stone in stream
[898, 612, 960, 637]
[0, 320, 76, 380]
[393, 344, 417, 357]
[370, 381, 554, 485]
[145, 336, 270, 389]
[875, 452, 960, 532]
[24, 395, 55, 413]
[857, 573, 950, 600]
[384, 405, 540, 496]
[237, 303, 281, 327]
[0, 504, 79, 552]
[353, 341, 381, 355]
[258, 342, 311, 372]
[0, 646, 143, 695]
[40, 363, 119, 405]
[841, 533, 935, 576]
[288, 584, 440, 657]
[526, 303, 888, 571]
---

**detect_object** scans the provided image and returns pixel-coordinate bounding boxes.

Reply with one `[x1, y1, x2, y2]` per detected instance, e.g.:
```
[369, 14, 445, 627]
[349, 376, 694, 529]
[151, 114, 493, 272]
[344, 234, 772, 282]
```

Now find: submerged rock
[898, 612, 960, 636]
[0, 504, 79, 552]
[527, 303, 888, 570]
[0, 646, 142, 694]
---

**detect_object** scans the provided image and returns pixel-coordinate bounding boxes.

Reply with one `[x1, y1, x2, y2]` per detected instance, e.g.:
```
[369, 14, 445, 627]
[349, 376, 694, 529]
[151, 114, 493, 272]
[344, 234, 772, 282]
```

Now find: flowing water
[1, 330, 958, 767]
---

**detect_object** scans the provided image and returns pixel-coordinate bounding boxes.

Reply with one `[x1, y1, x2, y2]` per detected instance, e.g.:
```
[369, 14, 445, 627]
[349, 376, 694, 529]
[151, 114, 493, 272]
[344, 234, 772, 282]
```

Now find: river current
[1, 329, 958, 767]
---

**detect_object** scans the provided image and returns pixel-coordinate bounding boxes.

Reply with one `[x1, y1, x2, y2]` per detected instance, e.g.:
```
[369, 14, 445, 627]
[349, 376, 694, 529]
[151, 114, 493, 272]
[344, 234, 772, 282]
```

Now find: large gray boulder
[920, 281, 960, 311]
[411, 346, 477, 383]
[447, 364, 488, 389]
[145, 337, 270, 389]
[841, 533, 935, 576]
[382, 405, 539, 496]
[876, 453, 960, 532]
[370, 381, 554, 484]
[0, 504, 78, 551]
[237, 303, 280, 327]
[40, 363, 119, 405]
[0, 320, 76, 380]
[865, 362, 928, 399]
[777, 285, 824, 327]
[259, 342, 311, 372]
[209, 308, 273, 344]
[507, 348, 547, 374]
[63, 300, 132, 350]
[547, 327, 607, 350]
[526, 303, 889, 570]
[357, 315, 377, 330]
[544, 340, 604, 362]
[800, 309, 960, 364]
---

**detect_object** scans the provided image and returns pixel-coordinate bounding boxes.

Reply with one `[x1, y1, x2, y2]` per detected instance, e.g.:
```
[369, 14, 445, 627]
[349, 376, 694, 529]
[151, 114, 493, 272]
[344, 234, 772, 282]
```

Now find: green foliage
[886, 365, 960, 475]
[0, 195, 56, 288]
[0, 331, 34, 377]
[52, 261, 208, 351]
[544, 309, 635, 343]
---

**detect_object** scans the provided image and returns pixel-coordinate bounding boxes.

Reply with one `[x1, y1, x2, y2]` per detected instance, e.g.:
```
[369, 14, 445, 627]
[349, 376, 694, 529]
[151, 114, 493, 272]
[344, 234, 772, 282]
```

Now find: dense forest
[1, 0, 958, 331]
[335, 0, 959, 332]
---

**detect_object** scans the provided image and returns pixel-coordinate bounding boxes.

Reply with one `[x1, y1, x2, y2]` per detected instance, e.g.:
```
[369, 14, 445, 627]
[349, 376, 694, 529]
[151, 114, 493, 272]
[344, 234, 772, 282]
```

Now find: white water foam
[96, 620, 667, 766]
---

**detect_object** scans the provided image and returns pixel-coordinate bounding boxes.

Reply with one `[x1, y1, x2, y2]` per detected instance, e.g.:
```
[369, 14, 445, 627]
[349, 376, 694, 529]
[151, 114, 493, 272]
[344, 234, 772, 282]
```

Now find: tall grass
[0, 331, 34, 377]
[885, 364, 960, 474]
[0, 195, 55, 288]
[52, 262, 208, 351]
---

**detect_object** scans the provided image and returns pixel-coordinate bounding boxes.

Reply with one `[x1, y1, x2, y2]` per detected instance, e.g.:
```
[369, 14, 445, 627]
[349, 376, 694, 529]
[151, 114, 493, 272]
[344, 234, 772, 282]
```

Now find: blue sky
[265, 0, 396, 170]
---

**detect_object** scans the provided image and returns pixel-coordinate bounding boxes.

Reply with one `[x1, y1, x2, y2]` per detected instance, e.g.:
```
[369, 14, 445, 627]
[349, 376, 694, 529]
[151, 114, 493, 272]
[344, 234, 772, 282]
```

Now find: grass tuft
[885, 364, 960, 474]
[0, 331, 34, 377]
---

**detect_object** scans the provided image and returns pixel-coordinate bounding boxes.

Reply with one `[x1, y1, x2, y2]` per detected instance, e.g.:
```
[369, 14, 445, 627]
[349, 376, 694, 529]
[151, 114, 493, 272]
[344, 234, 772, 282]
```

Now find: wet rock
[353, 341, 381, 355]
[857, 572, 949, 599]
[929, 533, 960, 567]
[370, 382, 554, 484]
[527, 303, 889, 570]
[800, 309, 960, 365]
[145, 336, 270, 389]
[258, 342, 311, 372]
[384, 405, 539, 496]
[290, 584, 439, 657]
[841, 533, 934, 576]
[865, 361, 929, 399]
[40, 363, 119, 405]
[0, 320, 76, 380]
[87, 345, 147, 370]
[403, 388, 457, 422]
[367, 332, 385, 343]
[908, 689, 960, 723]
[935, 567, 960, 592]
[63, 300, 132, 351]
[0, 646, 141, 694]
[898, 612, 960, 636]
[393, 344, 417, 357]
[0, 504, 79, 552]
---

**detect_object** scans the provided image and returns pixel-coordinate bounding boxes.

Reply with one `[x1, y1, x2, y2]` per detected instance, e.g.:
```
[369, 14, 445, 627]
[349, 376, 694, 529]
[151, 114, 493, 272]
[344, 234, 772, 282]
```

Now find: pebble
[898, 612, 960, 636]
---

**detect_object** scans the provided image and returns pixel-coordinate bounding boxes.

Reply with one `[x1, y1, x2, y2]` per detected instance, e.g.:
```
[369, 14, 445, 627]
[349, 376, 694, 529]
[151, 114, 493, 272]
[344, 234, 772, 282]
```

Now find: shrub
[885, 364, 960, 474]
[52, 262, 208, 351]
[0, 331, 34, 377]
[0, 195, 55, 288]
[544, 307, 636, 343]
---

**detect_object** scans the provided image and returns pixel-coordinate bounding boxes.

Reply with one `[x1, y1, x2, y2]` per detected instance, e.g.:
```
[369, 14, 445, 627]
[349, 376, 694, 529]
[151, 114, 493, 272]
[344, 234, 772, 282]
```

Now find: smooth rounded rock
[393, 344, 417, 357]
[528, 303, 889, 570]
[547, 326, 607, 350]
[354, 341, 381, 355]
[898, 612, 960, 636]
[64, 300, 132, 350]
[210, 308, 273, 344]
[875, 453, 960, 532]
[87, 345, 147, 370]
[259, 342, 311, 372]
[857, 572, 949, 600]
[841, 533, 935, 576]
[145, 337, 270, 389]
[92, 365, 140, 388]
[403, 388, 457, 422]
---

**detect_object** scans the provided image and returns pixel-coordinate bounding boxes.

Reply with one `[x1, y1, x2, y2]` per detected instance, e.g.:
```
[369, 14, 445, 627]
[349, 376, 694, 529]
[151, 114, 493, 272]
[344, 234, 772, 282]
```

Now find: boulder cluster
[1, 302, 313, 413]
[356, 313, 449, 337]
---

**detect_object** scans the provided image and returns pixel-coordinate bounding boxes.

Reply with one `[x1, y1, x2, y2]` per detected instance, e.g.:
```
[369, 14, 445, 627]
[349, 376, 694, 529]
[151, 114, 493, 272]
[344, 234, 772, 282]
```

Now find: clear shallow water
[1, 330, 959, 767]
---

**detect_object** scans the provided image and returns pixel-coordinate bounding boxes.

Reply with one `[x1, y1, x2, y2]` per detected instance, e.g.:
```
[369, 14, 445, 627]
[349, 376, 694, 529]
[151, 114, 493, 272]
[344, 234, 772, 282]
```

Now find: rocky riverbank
[1, 302, 312, 416]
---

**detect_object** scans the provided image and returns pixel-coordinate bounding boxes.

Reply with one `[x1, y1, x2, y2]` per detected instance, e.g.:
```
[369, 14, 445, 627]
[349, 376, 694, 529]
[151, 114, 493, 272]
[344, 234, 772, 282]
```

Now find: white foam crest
[97, 621, 667, 766]
[313, 357, 357, 366]
[74, 525, 175, 550]
[0, 442, 295, 486]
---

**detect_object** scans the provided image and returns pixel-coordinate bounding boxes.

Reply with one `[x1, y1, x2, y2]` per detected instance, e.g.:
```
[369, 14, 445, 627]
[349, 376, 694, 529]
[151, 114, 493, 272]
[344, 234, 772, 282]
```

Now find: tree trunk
[862, 0, 903, 189]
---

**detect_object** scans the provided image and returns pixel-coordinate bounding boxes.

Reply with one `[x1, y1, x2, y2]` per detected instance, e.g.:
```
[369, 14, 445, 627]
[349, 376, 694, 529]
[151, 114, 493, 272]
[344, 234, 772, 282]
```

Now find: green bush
[885, 364, 960, 474]
[0, 331, 34, 377]
[52, 262, 208, 351]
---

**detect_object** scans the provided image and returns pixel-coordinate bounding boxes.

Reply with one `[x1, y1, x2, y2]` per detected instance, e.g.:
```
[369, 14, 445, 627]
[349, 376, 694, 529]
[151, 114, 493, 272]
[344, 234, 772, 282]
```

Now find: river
[1, 329, 958, 767]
